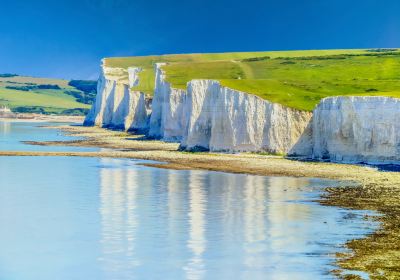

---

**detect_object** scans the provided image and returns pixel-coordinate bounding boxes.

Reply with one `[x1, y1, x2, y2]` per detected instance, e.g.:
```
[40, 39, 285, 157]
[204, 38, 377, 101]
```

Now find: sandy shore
[20, 125, 400, 183]
[4, 124, 400, 278]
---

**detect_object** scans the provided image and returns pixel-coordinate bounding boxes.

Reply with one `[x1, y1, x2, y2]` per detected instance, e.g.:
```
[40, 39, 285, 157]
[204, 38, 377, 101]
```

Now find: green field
[105, 49, 400, 111]
[0, 75, 96, 115]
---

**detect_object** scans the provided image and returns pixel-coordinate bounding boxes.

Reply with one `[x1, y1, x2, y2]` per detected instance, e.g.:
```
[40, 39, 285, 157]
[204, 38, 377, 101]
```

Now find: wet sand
[4, 124, 400, 279]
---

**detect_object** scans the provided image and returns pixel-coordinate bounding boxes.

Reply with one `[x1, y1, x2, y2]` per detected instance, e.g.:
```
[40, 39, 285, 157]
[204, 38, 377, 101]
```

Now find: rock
[309, 96, 400, 164]
[148, 63, 188, 141]
[84, 63, 149, 131]
[128, 67, 142, 88]
[147, 66, 311, 153]
[83, 65, 116, 127]
[180, 80, 312, 153]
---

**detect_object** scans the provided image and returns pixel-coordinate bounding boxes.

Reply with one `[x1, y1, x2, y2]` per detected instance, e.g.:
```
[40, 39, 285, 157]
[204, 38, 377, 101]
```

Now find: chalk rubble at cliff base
[84, 61, 400, 164]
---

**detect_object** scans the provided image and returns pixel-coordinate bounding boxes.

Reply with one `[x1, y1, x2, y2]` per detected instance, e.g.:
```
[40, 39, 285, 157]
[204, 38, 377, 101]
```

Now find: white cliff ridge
[85, 60, 400, 164]
[148, 63, 188, 141]
[84, 64, 149, 131]
[181, 80, 311, 153]
[128, 67, 142, 87]
[306, 96, 400, 164]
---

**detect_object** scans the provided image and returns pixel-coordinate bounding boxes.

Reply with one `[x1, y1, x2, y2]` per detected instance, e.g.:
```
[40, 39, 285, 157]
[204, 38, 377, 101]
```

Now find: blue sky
[0, 0, 399, 80]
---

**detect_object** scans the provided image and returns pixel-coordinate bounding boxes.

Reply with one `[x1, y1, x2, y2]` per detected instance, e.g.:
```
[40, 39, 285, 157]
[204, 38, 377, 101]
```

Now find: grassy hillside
[0, 75, 96, 115]
[105, 49, 400, 111]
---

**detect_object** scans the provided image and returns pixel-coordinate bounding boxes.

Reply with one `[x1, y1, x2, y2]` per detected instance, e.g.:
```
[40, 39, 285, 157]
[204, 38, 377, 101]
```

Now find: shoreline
[3, 124, 400, 278]
[18, 125, 397, 182]
[0, 114, 84, 123]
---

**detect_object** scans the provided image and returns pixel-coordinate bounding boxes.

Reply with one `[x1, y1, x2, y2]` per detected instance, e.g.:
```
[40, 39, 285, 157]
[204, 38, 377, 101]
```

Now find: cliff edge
[85, 56, 400, 164]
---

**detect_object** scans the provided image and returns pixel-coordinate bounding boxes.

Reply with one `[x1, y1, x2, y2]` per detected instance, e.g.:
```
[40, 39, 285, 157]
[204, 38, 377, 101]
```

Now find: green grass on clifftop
[105, 49, 400, 111]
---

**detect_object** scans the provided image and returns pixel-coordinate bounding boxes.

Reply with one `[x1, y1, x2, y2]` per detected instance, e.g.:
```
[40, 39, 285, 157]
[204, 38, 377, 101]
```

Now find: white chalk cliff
[148, 63, 188, 141]
[296, 96, 400, 164]
[85, 60, 400, 164]
[84, 63, 149, 131]
[146, 64, 311, 153]
[180, 80, 312, 153]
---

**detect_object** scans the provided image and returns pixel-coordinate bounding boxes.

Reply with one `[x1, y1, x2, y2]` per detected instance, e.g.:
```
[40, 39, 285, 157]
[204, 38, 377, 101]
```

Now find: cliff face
[86, 62, 312, 153]
[85, 60, 400, 163]
[181, 80, 312, 153]
[84, 65, 149, 131]
[148, 63, 188, 141]
[128, 67, 141, 87]
[146, 65, 311, 153]
[308, 96, 400, 164]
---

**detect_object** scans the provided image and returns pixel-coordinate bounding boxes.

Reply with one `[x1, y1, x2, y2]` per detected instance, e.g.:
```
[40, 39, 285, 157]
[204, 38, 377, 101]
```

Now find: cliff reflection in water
[0, 121, 10, 135]
[97, 158, 362, 279]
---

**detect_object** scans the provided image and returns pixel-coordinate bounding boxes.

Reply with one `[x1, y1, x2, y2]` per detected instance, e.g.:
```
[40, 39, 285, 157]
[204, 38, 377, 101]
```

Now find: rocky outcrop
[304, 96, 400, 164]
[148, 63, 188, 141]
[83, 66, 117, 127]
[84, 64, 149, 131]
[180, 80, 312, 153]
[128, 67, 142, 87]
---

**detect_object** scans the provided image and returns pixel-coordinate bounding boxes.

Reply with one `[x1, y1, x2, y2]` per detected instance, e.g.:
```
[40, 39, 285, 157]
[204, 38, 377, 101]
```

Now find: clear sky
[0, 0, 399, 80]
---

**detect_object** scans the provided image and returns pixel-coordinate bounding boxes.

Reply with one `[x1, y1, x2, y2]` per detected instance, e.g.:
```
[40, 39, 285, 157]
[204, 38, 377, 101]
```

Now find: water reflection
[99, 158, 140, 279]
[0, 121, 97, 151]
[97, 159, 375, 279]
[184, 172, 207, 280]
[242, 176, 267, 275]
[0, 121, 10, 135]
[266, 177, 316, 278]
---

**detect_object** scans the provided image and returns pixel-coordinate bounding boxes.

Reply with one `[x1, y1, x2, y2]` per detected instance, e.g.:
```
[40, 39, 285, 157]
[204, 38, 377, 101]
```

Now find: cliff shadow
[110, 84, 130, 129]
[286, 116, 314, 160]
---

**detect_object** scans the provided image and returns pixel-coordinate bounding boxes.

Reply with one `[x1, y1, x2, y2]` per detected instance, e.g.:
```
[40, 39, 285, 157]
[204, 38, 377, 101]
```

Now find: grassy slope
[104, 49, 400, 111]
[0, 76, 90, 114]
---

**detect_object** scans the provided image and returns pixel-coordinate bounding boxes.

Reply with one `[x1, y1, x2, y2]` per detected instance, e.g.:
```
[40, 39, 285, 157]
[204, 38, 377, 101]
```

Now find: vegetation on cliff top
[105, 49, 400, 111]
[0, 76, 96, 115]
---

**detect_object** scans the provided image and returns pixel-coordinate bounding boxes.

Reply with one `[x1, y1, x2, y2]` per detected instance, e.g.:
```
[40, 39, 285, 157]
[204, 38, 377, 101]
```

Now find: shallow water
[0, 122, 376, 280]
[0, 121, 97, 151]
